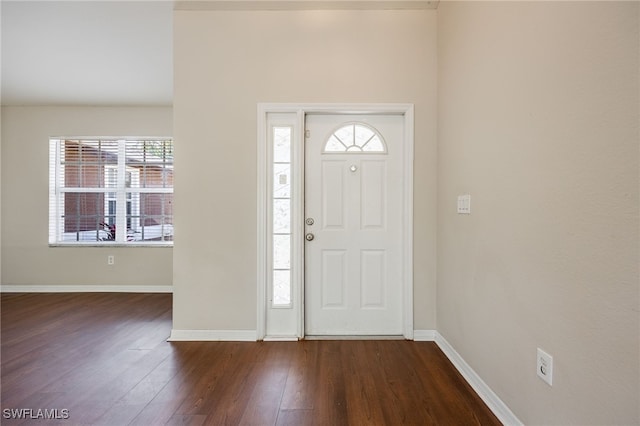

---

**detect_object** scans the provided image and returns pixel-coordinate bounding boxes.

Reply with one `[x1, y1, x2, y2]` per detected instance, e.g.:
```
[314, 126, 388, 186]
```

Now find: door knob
[305, 233, 315, 241]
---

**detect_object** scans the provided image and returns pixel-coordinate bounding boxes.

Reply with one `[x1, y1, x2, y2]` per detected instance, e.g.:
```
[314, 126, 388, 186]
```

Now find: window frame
[48, 137, 174, 247]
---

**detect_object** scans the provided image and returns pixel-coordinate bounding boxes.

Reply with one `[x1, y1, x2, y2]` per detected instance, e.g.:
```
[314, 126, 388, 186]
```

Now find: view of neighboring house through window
[49, 138, 173, 245]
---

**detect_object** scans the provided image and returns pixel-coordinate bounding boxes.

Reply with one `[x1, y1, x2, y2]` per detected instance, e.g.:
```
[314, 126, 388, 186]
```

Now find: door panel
[321, 250, 347, 308]
[360, 160, 386, 229]
[321, 161, 346, 229]
[361, 250, 386, 308]
[305, 114, 404, 335]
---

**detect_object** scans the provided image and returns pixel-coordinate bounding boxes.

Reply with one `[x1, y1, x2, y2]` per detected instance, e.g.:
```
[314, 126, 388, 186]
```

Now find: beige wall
[1, 106, 173, 288]
[437, 2, 639, 424]
[173, 9, 438, 331]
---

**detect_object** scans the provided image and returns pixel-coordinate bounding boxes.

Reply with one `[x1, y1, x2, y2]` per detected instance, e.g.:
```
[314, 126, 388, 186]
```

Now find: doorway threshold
[304, 335, 405, 341]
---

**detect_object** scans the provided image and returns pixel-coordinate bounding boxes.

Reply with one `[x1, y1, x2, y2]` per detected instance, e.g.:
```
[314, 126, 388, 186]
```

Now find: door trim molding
[257, 103, 414, 340]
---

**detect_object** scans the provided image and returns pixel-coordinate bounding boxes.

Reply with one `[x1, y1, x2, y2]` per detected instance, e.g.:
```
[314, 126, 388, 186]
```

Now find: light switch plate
[457, 195, 471, 214]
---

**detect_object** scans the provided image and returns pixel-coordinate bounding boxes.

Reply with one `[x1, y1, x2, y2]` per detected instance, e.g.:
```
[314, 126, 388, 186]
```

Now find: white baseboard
[413, 329, 437, 341]
[263, 336, 299, 341]
[168, 329, 257, 342]
[434, 332, 523, 426]
[0, 285, 173, 293]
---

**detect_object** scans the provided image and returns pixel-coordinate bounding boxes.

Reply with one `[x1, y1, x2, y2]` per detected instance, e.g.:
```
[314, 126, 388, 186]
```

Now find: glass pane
[125, 140, 173, 164]
[133, 193, 174, 242]
[62, 140, 118, 188]
[333, 125, 354, 147]
[130, 217, 174, 242]
[273, 270, 291, 305]
[61, 192, 112, 242]
[273, 234, 291, 269]
[63, 164, 103, 187]
[324, 135, 346, 152]
[126, 140, 174, 188]
[135, 165, 174, 188]
[105, 167, 118, 188]
[362, 136, 385, 152]
[273, 164, 291, 198]
[354, 125, 375, 147]
[273, 127, 291, 163]
[273, 199, 291, 233]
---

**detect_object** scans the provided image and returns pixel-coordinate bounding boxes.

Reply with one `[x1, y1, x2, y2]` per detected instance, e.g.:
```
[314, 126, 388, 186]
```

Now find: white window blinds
[49, 138, 173, 245]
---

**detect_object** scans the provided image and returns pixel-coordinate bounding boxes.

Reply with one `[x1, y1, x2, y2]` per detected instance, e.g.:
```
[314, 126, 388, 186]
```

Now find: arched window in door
[323, 123, 387, 153]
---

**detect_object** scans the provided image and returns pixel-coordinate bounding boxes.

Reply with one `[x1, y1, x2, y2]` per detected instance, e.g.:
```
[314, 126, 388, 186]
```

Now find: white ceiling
[1, 1, 173, 106]
[0, 0, 439, 106]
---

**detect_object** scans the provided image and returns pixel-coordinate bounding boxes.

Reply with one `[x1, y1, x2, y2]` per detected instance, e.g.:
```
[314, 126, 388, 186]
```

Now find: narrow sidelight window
[271, 127, 292, 306]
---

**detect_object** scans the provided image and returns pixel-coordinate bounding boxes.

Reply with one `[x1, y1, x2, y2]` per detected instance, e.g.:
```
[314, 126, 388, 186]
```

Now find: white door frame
[257, 103, 414, 341]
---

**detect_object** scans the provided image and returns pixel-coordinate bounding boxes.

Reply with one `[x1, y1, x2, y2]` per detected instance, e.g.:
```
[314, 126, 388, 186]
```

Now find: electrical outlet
[107, 255, 115, 265]
[537, 348, 553, 386]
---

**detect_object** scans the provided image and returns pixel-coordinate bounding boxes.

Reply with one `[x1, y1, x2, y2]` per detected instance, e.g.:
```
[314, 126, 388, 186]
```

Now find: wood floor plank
[236, 343, 292, 425]
[129, 343, 219, 425]
[197, 343, 272, 424]
[275, 409, 314, 426]
[279, 340, 318, 411]
[311, 340, 349, 426]
[341, 341, 389, 426]
[1, 293, 501, 426]
[410, 341, 502, 425]
[366, 340, 437, 425]
[166, 414, 208, 426]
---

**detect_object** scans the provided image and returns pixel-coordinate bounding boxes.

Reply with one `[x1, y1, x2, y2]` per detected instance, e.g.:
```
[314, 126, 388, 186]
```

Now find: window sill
[49, 243, 173, 248]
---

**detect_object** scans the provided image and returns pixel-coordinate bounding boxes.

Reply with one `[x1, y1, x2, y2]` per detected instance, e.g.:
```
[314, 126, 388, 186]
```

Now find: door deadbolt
[305, 218, 315, 226]
[305, 233, 315, 241]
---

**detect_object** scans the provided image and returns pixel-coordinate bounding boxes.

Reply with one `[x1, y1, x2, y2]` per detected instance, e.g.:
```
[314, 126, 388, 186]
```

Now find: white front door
[304, 114, 404, 335]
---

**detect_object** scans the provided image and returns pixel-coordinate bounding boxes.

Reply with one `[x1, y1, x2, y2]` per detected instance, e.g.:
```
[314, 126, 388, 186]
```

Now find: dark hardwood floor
[1, 293, 500, 425]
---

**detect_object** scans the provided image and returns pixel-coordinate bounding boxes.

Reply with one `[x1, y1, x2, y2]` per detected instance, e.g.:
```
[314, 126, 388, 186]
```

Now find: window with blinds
[49, 138, 173, 245]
